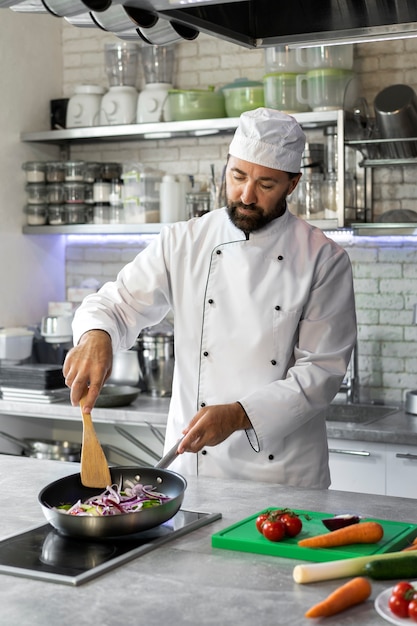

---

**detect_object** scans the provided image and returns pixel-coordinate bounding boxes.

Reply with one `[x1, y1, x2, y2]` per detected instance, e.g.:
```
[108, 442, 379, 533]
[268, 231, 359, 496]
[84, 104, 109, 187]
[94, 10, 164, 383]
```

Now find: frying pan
[38, 439, 186, 538]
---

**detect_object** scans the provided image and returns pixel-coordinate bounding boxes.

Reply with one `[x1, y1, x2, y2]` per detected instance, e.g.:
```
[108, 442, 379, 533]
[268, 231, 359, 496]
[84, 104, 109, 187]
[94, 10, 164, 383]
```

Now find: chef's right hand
[63, 329, 113, 413]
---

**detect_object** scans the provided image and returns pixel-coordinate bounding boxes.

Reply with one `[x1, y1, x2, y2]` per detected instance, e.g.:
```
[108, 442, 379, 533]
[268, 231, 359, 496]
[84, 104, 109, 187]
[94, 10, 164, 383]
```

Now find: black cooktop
[0, 510, 221, 586]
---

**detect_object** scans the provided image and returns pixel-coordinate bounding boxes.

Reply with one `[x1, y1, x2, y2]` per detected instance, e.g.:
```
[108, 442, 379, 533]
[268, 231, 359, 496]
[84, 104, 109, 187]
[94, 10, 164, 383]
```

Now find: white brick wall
[60, 23, 417, 404]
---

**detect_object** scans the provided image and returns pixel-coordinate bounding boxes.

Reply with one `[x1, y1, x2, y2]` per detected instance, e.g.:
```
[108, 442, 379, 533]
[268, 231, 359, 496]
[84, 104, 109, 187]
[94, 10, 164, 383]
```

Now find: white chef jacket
[73, 207, 357, 488]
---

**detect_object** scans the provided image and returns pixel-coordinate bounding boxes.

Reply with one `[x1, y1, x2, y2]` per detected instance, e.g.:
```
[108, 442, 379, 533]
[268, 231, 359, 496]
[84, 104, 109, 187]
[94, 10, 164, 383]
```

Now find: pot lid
[221, 77, 263, 91]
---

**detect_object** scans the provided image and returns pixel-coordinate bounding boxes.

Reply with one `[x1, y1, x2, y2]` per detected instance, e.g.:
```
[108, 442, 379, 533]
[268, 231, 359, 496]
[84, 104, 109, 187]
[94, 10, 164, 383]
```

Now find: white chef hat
[228, 108, 306, 173]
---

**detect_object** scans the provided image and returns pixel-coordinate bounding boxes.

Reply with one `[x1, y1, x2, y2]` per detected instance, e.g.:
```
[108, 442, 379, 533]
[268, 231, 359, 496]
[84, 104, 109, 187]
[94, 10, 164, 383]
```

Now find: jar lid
[46, 161, 65, 168]
[65, 203, 87, 210]
[221, 77, 263, 91]
[25, 204, 47, 212]
[73, 84, 106, 96]
[22, 161, 46, 170]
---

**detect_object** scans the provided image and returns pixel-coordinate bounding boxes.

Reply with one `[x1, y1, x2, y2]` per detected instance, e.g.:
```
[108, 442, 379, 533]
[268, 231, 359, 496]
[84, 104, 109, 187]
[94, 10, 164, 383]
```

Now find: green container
[168, 88, 226, 121]
[222, 78, 264, 117]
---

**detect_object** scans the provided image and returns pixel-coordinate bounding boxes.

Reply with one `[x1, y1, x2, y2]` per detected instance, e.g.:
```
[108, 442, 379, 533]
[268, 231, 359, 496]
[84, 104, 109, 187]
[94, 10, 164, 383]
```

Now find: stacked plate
[0, 364, 68, 403]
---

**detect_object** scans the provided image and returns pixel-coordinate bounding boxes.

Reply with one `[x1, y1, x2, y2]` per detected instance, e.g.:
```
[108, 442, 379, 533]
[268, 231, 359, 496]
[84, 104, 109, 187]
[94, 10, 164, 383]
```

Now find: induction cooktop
[0, 510, 221, 586]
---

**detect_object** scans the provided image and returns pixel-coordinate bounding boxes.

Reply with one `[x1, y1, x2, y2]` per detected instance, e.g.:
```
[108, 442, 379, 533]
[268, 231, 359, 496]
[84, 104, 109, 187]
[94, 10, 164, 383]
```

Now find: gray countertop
[1, 395, 417, 446]
[326, 405, 417, 445]
[1, 455, 416, 625]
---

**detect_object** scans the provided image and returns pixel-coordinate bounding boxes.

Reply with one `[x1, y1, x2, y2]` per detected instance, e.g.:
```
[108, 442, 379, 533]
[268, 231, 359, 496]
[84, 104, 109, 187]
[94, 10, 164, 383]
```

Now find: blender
[136, 44, 175, 123]
[100, 42, 140, 125]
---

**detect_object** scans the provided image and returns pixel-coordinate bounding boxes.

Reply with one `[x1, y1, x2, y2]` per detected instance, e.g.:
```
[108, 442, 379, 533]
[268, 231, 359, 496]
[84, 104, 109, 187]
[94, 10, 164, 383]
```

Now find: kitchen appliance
[0, 510, 221, 585]
[100, 42, 139, 125]
[0, 327, 34, 361]
[7, 0, 417, 48]
[136, 44, 175, 123]
[66, 84, 106, 128]
[41, 314, 73, 344]
[136, 323, 174, 397]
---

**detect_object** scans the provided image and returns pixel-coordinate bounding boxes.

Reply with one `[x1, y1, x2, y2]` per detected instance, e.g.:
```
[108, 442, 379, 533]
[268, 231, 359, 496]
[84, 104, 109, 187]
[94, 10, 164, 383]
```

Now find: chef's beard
[226, 198, 287, 233]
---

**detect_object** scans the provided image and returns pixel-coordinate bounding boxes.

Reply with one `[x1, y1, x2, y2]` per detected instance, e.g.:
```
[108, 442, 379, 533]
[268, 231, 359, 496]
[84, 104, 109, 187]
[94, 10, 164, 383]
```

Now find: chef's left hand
[177, 402, 251, 454]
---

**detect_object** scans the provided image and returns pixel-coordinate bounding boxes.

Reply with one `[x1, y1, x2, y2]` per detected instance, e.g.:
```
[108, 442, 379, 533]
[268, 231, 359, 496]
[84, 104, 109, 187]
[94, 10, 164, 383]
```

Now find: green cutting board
[211, 508, 417, 563]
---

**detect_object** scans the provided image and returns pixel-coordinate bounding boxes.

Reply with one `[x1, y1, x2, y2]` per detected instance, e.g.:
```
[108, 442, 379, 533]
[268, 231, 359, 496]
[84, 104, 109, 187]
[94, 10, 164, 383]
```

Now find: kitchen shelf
[22, 223, 163, 235]
[345, 136, 417, 168]
[20, 110, 342, 145]
[21, 110, 346, 233]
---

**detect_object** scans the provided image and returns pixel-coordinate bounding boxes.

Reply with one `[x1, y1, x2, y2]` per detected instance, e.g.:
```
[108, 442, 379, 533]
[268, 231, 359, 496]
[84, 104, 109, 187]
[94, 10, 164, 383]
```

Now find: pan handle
[154, 436, 184, 469]
[114, 425, 161, 461]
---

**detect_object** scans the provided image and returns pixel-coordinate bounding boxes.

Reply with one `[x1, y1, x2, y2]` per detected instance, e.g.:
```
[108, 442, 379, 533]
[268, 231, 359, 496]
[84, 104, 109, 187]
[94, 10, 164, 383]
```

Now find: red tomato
[279, 512, 303, 537]
[389, 594, 411, 619]
[261, 519, 286, 542]
[409, 596, 417, 622]
[255, 513, 270, 534]
[392, 581, 415, 598]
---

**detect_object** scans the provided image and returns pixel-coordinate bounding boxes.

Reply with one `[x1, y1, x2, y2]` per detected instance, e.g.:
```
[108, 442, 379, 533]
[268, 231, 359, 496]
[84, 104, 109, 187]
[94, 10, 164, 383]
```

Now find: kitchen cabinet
[21, 109, 348, 234]
[328, 437, 386, 495]
[386, 442, 417, 499]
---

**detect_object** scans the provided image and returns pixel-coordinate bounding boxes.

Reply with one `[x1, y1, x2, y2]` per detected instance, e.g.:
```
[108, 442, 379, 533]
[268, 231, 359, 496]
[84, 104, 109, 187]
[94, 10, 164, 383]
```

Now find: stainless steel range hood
[126, 0, 417, 48]
[7, 0, 417, 48]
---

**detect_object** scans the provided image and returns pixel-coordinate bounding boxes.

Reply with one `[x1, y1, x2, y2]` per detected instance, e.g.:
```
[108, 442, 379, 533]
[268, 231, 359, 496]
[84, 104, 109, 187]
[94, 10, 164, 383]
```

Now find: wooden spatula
[79, 393, 111, 488]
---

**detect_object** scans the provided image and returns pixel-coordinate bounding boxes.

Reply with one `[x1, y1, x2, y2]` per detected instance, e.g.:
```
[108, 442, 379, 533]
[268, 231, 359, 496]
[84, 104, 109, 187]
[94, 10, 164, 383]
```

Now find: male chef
[63, 107, 357, 489]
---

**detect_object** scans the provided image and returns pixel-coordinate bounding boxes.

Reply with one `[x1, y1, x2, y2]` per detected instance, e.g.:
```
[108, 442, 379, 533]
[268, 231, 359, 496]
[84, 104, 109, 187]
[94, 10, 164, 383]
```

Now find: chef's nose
[240, 180, 257, 205]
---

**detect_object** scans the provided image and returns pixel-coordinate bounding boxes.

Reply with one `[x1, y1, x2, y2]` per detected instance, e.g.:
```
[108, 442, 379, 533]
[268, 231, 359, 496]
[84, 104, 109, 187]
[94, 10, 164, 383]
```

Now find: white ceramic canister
[66, 85, 106, 128]
[99, 86, 138, 125]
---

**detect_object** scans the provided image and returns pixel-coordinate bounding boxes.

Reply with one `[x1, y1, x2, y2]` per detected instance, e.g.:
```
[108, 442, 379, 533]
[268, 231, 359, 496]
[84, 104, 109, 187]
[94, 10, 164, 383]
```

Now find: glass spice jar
[22, 161, 46, 183]
[25, 204, 47, 225]
[63, 182, 86, 204]
[65, 203, 87, 224]
[45, 161, 65, 183]
[26, 183, 48, 204]
[64, 161, 86, 182]
[46, 183, 65, 204]
[47, 204, 66, 225]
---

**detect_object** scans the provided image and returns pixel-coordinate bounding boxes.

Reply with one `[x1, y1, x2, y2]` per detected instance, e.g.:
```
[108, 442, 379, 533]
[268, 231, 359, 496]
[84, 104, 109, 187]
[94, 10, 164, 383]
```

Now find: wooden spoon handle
[80, 394, 111, 488]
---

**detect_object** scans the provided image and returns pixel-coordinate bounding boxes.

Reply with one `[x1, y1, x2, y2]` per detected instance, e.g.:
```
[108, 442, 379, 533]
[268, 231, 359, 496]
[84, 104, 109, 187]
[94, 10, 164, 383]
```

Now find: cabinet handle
[396, 453, 417, 461]
[328, 448, 370, 457]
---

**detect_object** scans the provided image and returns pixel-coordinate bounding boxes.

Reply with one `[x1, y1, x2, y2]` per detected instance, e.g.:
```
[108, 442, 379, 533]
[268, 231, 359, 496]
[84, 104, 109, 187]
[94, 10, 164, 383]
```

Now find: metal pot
[136, 326, 174, 397]
[374, 84, 417, 158]
[0, 431, 80, 462]
[38, 465, 186, 538]
[406, 390, 417, 415]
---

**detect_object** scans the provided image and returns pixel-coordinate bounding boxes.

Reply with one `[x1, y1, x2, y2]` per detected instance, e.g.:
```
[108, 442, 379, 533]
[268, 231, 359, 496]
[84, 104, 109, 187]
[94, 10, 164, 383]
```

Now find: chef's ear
[287, 172, 302, 195]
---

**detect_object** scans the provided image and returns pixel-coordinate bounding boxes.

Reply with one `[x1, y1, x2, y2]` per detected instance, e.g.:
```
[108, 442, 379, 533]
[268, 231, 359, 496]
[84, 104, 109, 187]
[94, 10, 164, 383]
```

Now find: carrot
[305, 576, 372, 618]
[298, 521, 383, 548]
[402, 536, 417, 551]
